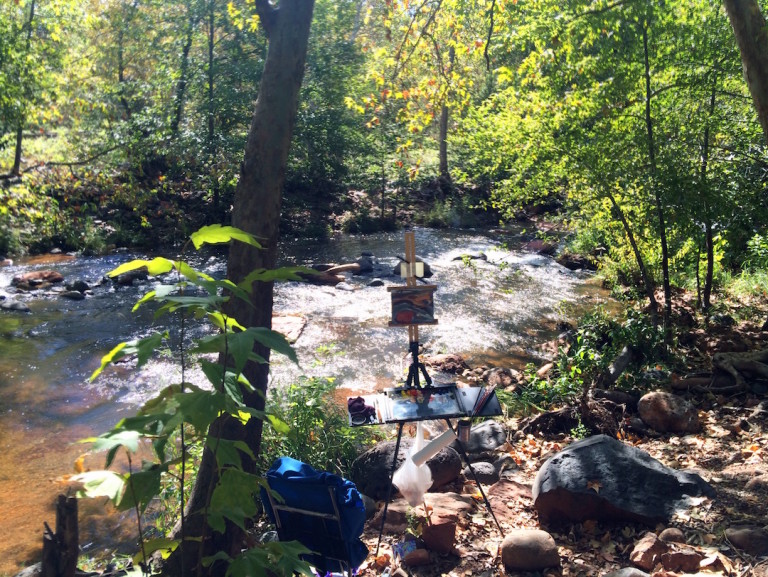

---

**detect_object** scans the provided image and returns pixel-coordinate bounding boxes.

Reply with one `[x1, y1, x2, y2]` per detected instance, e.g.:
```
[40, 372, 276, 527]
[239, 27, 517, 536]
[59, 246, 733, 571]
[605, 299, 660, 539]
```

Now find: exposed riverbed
[0, 227, 609, 575]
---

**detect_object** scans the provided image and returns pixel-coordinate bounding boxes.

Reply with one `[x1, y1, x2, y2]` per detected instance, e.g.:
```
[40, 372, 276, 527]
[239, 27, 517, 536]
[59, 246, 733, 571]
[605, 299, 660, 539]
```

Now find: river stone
[485, 367, 519, 388]
[725, 526, 768, 556]
[456, 420, 507, 456]
[60, 290, 86, 300]
[605, 568, 650, 577]
[12, 270, 65, 290]
[451, 251, 487, 261]
[638, 391, 700, 433]
[463, 462, 499, 485]
[501, 529, 560, 571]
[658, 527, 686, 543]
[12, 563, 41, 577]
[66, 279, 89, 293]
[350, 438, 461, 500]
[367, 278, 385, 287]
[1, 300, 30, 312]
[335, 281, 356, 291]
[630, 532, 669, 570]
[355, 256, 374, 274]
[532, 435, 715, 525]
[423, 353, 469, 374]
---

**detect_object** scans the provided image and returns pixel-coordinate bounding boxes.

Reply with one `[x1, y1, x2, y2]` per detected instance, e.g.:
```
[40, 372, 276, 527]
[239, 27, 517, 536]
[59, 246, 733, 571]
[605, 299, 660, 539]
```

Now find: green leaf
[133, 284, 176, 312]
[72, 470, 125, 503]
[90, 332, 167, 381]
[207, 438, 255, 470]
[223, 543, 314, 577]
[190, 225, 262, 250]
[247, 328, 298, 364]
[200, 359, 251, 404]
[237, 267, 312, 291]
[208, 469, 263, 533]
[117, 465, 163, 513]
[266, 414, 290, 435]
[108, 257, 174, 278]
[83, 429, 141, 467]
[133, 538, 179, 567]
[173, 389, 226, 432]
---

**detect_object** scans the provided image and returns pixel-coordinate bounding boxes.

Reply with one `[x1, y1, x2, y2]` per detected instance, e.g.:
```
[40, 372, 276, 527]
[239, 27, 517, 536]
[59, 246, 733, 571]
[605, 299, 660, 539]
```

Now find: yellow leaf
[587, 480, 602, 493]
[74, 454, 87, 474]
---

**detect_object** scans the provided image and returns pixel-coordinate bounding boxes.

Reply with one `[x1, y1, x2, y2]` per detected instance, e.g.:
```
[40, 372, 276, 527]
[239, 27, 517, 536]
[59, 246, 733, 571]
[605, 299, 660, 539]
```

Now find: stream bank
[0, 227, 610, 575]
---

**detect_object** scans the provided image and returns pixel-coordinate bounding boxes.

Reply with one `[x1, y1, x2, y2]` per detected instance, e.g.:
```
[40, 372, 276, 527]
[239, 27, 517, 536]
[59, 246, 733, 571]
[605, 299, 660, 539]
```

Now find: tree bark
[606, 190, 658, 321]
[171, 2, 198, 136]
[164, 1, 315, 575]
[701, 71, 718, 311]
[642, 24, 671, 326]
[723, 0, 768, 145]
[11, 0, 36, 177]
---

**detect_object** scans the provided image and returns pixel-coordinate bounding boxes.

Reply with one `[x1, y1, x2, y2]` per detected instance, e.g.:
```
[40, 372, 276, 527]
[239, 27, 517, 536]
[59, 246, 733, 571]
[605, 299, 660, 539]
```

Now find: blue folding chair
[261, 457, 369, 575]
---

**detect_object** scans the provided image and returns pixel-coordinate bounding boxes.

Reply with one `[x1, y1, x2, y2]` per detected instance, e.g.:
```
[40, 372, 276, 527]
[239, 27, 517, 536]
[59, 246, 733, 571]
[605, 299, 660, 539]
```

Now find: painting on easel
[388, 285, 438, 327]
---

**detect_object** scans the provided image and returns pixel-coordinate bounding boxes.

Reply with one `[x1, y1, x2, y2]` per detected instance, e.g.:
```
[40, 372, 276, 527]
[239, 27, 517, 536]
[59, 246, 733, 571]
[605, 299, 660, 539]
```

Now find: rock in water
[532, 435, 714, 525]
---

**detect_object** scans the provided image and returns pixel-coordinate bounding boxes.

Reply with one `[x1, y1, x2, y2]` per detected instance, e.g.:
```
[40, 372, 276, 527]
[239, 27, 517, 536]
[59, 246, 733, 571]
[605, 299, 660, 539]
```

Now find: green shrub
[260, 377, 378, 476]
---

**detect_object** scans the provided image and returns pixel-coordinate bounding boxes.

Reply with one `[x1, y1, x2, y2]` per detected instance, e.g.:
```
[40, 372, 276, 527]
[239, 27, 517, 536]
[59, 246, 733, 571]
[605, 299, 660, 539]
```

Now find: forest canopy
[2, 0, 768, 307]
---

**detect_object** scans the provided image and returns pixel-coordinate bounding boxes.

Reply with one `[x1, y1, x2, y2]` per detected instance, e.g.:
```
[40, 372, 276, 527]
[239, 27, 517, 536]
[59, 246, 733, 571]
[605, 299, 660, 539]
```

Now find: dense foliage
[2, 0, 768, 306]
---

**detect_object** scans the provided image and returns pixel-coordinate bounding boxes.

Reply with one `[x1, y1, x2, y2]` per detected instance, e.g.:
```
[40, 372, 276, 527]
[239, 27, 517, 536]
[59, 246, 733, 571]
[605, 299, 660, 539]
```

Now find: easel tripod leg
[445, 419, 503, 534]
[376, 422, 405, 556]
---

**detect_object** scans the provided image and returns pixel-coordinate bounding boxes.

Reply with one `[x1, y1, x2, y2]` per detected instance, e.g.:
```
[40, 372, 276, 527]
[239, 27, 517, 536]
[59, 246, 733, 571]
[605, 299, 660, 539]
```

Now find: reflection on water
[0, 227, 609, 574]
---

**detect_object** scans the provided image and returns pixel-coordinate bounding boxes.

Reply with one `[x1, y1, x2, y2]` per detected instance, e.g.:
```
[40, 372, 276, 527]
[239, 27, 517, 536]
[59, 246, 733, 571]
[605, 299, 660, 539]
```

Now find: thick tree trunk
[723, 0, 768, 145]
[164, 1, 315, 575]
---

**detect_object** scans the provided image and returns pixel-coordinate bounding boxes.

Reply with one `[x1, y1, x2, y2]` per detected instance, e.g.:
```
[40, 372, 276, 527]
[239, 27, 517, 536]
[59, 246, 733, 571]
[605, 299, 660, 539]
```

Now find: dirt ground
[353, 401, 767, 577]
[352, 302, 768, 577]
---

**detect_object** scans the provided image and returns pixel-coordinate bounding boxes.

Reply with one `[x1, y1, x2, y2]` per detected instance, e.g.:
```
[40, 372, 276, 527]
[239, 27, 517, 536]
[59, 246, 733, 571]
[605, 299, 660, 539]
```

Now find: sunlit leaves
[90, 332, 168, 380]
[189, 224, 262, 250]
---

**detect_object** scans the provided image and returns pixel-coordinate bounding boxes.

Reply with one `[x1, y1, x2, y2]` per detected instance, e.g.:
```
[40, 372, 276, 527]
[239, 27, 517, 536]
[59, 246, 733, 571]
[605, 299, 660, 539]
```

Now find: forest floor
[350, 293, 768, 577]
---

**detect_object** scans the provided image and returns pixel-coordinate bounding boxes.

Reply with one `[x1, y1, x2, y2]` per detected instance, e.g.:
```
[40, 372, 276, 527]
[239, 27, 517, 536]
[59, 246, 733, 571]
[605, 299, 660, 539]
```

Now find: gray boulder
[532, 435, 715, 525]
[463, 462, 499, 485]
[350, 438, 461, 500]
[455, 420, 507, 457]
[1, 300, 30, 312]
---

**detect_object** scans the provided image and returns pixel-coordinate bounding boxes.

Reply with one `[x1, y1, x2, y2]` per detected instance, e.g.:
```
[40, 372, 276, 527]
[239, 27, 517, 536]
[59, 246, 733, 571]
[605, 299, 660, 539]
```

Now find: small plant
[569, 416, 590, 439]
[73, 225, 315, 577]
[260, 377, 377, 476]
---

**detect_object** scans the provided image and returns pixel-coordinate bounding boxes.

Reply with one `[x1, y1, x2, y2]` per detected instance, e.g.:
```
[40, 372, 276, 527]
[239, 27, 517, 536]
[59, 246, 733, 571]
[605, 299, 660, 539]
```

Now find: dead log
[712, 349, 768, 388]
[41, 494, 78, 577]
[600, 345, 635, 388]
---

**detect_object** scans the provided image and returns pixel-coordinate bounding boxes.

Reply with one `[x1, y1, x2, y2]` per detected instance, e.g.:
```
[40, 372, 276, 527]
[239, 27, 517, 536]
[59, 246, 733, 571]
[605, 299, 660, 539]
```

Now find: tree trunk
[171, 3, 198, 136]
[642, 24, 671, 326]
[164, 1, 315, 575]
[723, 0, 768, 145]
[701, 71, 718, 311]
[11, 0, 36, 177]
[207, 0, 220, 221]
[606, 190, 658, 321]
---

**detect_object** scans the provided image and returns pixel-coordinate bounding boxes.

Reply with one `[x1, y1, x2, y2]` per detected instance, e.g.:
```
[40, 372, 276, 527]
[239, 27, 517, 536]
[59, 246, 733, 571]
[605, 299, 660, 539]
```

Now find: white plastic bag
[392, 422, 433, 506]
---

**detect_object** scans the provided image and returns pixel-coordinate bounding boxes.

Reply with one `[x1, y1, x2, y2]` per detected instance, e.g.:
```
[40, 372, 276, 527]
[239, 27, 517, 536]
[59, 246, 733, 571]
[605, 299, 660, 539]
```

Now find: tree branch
[484, 0, 496, 71]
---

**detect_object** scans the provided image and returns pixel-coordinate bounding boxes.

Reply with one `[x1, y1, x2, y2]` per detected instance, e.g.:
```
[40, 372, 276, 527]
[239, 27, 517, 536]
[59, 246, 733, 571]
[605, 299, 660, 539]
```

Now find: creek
[0, 227, 609, 575]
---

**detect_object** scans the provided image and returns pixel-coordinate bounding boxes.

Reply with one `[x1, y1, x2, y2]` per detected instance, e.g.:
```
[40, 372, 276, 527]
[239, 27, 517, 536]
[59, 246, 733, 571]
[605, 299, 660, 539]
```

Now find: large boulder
[638, 391, 700, 433]
[532, 435, 714, 525]
[350, 438, 461, 500]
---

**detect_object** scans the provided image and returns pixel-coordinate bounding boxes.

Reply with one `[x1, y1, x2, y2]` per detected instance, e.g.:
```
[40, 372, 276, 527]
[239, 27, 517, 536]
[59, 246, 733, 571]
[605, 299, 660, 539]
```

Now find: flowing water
[0, 227, 609, 575]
